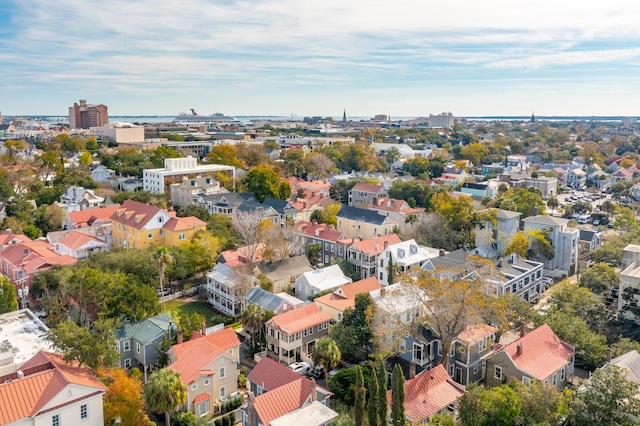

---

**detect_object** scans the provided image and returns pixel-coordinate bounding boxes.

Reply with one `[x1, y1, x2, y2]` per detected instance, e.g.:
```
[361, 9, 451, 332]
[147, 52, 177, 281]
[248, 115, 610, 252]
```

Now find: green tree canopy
[243, 165, 290, 202]
[144, 368, 187, 426]
[0, 276, 18, 314]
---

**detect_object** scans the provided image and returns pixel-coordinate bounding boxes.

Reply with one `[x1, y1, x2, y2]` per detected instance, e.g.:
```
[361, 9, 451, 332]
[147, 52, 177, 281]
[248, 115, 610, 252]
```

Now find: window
[159, 229, 163, 237]
[204, 378, 211, 386]
[339, 246, 343, 255]
[148, 231, 153, 239]
[522, 376, 531, 385]
[219, 367, 226, 378]
[136, 342, 141, 354]
[179, 232, 186, 240]
[220, 386, 226, 399]
[338, 313, 342, 321]
[123, 341, 130, 352]
[197, 400, 210, 416]
[494, 366, 503, 380]
[448, 363, 454, 377]
[81, 404, 88, 419]
[124, 358, 131, 368]
[158, 216, 164, 223]
[449, 344, 455, 357]
[560, 367, 565, 381]
[52, 414, 60, 426]
[473, 364, 479, 374]
[192, 383, 198, 391]
[331, 244, 335, 252]
[551, 373, 557, 386]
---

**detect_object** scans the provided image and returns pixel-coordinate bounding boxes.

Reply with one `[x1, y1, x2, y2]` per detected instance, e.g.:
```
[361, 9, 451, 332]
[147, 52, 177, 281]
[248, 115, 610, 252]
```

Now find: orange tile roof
[0, 232, 31, 247]
[457, 324, 497, 344]
[268, 303, 331, 334]
[218, 243, 266, 268]
[110, 200, 163, 230]
[501, 324, 574, 381]
[351, 183, 384, 193]
[59, 231, 105, 250]
[0, 351, 105, 425]
[367, 197, 409, 212]
[315, 277, 382, 312]
[67, 206, 121, 228]
[169, 328, 240, 384]
[193, 393, 211, 404]
[350, 234, 402, 255]
[164, 216, 207, 231]
[387, 364, 465, 424]
[253, 378, 313, 425]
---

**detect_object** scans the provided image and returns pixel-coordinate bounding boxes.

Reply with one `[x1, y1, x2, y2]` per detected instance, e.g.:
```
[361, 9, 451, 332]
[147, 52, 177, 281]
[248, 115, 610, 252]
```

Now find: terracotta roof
[0, 242, 77, 271]
[218, 244, 266, 268]
[298, 221, 347, 243]
[291, 192, 332, 211]
[457, 324, 497, 344]
[315, 277, 382, 312]
[0, 351, 105, 425]
[0, 232, 31, 247]
[58, 231, 105, 250]
[501, 324, 574, 381]
[351, 183, 384, 193]
[253, 378, 314, 425]
[110, 199, 164, 230]
[164, 216, 206, 231]
[169, 328, 240, 384]
[350, 234, 402, 255]
[387, 364, 465, 424]
[67, 206, 121, 228]
[367, 197, 409, 212]
[268, 303, 330, 334]
[247, 357, 305, 391]
[193, 393, 211, 404]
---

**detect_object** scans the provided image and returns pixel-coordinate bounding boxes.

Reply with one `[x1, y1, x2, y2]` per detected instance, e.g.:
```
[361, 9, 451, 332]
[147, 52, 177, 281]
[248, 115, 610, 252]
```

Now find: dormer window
[158, 216, 164, 223]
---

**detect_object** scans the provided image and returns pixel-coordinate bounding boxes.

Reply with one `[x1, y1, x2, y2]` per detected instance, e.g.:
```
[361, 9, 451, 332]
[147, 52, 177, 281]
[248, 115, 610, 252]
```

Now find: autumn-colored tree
[460, 143, 489, 166]
[181, 230, 221, 273]
[243, 165, 290, 202]
[503, 232, 529, 258]
[99, 368, 154, 426]
[205, 144, 245, 168]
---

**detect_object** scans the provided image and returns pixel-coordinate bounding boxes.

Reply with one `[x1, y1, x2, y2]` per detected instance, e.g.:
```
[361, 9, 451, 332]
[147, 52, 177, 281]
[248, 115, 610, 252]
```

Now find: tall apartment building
[429, 112, 455, 129]
[69, 99, 108, 129]
[143, 156, 236, 195]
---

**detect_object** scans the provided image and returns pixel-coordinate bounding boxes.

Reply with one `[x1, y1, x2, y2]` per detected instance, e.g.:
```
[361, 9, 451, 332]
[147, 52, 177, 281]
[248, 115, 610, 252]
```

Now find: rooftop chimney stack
[607, 347, 612, 363]
[517, 343, 523, 356]
[409, 361, 416, 379]
[520, 322, 526, 338]
[177, 329, 184, 344]
[439, 249, 446, 257]
[201, 320, 207, 336]
[380, 288, 386, 298]
[310, 378, 317, 401]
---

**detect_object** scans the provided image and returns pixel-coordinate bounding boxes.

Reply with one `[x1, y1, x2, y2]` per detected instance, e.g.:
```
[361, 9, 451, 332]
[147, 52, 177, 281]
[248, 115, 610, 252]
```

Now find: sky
[1, 0, 640, 117]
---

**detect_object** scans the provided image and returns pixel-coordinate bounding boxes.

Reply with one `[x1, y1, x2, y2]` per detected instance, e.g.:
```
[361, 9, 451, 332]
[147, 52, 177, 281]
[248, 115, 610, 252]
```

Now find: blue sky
[1, 0, 640, 117]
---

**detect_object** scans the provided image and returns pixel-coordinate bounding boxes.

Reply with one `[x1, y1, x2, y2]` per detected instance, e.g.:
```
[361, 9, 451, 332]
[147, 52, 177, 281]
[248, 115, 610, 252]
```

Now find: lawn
[164, 300, 231, 327]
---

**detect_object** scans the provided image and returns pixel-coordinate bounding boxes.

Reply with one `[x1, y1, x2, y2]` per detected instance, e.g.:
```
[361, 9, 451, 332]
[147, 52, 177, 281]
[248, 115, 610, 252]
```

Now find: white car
[288, 362, 312, 375]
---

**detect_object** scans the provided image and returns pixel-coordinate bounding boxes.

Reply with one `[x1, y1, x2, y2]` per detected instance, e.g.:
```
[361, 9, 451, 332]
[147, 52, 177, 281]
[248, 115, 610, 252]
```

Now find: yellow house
[110, 200, 206, 249]
[336, 205, 397, 240]
[314, 276, 382, 322]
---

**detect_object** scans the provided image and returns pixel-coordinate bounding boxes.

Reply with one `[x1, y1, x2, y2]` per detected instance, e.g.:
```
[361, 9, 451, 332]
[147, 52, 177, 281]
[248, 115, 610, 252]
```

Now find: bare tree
[232, 210, 266, 269]
[304, 153, 336, 180]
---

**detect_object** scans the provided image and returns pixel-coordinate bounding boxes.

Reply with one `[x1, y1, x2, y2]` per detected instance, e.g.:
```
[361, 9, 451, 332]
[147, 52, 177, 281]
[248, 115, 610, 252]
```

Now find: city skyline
[1, 1, 640, 117]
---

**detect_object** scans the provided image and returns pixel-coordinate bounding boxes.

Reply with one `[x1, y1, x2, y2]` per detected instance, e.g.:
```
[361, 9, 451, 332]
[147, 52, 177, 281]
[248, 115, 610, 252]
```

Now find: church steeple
[342, 109, 347, 127]
[530, 111, 536, 123]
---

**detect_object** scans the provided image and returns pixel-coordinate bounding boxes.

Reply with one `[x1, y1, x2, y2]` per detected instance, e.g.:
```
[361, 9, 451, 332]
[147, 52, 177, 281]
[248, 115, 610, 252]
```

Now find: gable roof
[457, 324, 497, 344]
[262, 197, 301, 215]
[268, 303, 331, 334]
[253, 378, 314, 425]
[350, 234, 402, 256]
[163, 216, 206, 231]
[217, 243, 266, 268]
[255, 255, 314, 282]
[387, 364, 465, 423]
[58, 231, 107, 251]
[297, 264, 352, 291]
[298, 221, 347, 243]
[110, 200, 164, 230]
[0, 351, 105, 425]
[367, 197, 410, 212]
[117, 312, 174, 344]
[247, 357, 304, 391]
[351, 183, 384, 194]
[67, 206, 121, 228]
[337, 205, 390, 225]
[607, 350, 640, 387]
[245, 287, 290, 312]
[522, 215, 568, 227]
[314, 277, 381, 312]
[499, 324, 574, 381]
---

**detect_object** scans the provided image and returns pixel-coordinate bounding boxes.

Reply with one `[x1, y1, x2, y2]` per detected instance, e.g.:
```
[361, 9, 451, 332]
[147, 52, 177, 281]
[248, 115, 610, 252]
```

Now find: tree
[46, 317, 120, 371]
[386, 146, 401, 167]
[0, 276, 18, 313]
[527, 229, 554, 262]
[367, 368, 380, 426]
[579, 263, 619, 295]
[307, 242, 322, 265]
[402, 157, 430, 177]
[329, 293, 375, 362]
[390, 364, 405, 426]
[503, 232, 529, 258]
[354, 365, 366, 426]
[152, 246, 174, 313]
[232, 210, 267, 270]
[311, 337, 341, 382]
[144, 368, 187, 426]
[547, 196, 559, 215]
[378, 362, 388, 426]
[568, 365, 640, 426]
[614, 207, 636, 232]
[305, 152, 336, 180]
[181, 230, 221, 274]
[243, 165, 289, 202]
[99, 368, 154, 426]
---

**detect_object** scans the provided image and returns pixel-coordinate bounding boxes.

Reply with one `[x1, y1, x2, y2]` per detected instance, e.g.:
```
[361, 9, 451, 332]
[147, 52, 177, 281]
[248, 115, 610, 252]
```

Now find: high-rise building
[429, 112, 455, 129]
[69, 99, 108, 129]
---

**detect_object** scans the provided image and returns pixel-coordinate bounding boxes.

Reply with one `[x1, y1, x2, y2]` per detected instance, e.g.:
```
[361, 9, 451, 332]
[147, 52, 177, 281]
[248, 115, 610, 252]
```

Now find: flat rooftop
[0, 309, 51, 375]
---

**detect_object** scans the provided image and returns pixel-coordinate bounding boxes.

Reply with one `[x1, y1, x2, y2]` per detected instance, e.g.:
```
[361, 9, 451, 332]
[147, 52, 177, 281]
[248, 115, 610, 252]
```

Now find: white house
[296, 264, 352, 301]
[522, 215, 579, 277]
[378, 239, 442, 285]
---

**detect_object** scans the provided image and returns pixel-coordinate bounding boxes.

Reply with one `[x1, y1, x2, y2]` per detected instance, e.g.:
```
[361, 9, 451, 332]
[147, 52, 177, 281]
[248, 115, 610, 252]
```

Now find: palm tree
[311, 337, 341, 382]
[144, 368, 187, 426]
[153, 246, 174, 313]
[547, 196, 559, 216]
[241, 304, 263, 350]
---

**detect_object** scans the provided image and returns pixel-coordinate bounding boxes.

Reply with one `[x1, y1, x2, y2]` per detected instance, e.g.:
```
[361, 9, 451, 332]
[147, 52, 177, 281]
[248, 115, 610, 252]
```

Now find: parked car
[306, 365, 324, 379]
[608, 221, 615, 228]
[593, 220, 600, 226]
[156, 288, 171, 297]
[288, 361, 312, 375]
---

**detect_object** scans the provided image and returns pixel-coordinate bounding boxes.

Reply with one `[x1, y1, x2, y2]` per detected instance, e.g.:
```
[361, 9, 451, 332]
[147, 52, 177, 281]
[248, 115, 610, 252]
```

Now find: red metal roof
[193, 393, 212, 404]
[247, 357, 303, 391]
[500, 324, 574, 381]
[457, 324, 496, 344]
[67, 206, 121, 228]
[164, 216, 206, 231]
[253, 378, 314, 425]
[351, 183, 384, 193]
[268, 303, 331, 334]
[387, 364, 465, 424]
[110, 200, 163, 230]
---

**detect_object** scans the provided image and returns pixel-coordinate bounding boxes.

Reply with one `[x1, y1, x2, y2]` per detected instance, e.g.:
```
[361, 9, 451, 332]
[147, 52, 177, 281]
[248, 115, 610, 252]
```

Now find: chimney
[372, 197, 378, 206]
[201, 320, 207, 336]
[533, 206, 539, 216]
[247, 392, 258, 426]
[497, 257, 503, 268]
[384, 240, 389, 250]
[380, 288, 386, 298]
[310, 378, 317, 401]
[312, 219, 317, 225]
[409, 361, 416, 379]
[520, 322, 526, 338]
[439, 248, 445, 257]
[607, 347, 612, 363]
[510, 253, 516, 263]
[16, 370, 23, 379]
[517, 344, 523, 356]
[177, 328, 183, 344]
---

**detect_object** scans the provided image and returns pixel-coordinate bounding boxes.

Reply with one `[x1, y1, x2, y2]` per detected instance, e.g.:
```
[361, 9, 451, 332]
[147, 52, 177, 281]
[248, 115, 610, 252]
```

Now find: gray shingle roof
[255, 255, 313, 282]
[337, 205, 388, 225]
